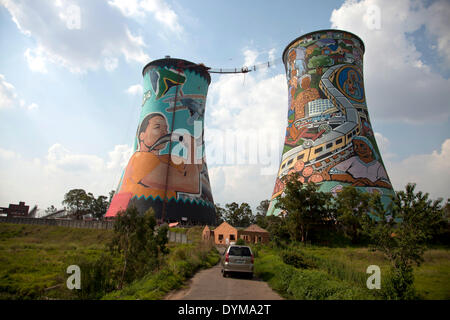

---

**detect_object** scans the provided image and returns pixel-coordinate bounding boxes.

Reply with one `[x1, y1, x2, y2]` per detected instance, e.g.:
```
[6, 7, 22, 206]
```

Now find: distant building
[0, 201, 30, 218]
[203, 222, 270, 245]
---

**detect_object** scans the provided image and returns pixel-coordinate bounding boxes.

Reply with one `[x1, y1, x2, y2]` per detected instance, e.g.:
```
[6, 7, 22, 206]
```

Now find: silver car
[221, 245, 254, 278]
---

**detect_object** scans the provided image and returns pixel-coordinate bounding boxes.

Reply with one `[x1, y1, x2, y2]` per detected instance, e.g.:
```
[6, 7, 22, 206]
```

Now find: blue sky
[0, 0, 449, 215]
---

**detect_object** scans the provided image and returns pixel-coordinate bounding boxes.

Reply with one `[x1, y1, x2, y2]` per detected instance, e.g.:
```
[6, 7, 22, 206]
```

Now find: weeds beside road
[251, 243, 450, 300]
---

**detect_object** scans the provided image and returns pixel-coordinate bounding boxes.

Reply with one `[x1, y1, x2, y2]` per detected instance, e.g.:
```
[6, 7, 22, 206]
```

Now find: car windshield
[228, 246, 251, 256]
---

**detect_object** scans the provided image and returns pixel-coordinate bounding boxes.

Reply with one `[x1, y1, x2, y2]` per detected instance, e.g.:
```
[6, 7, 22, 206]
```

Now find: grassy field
[2, 222, 448, 300]
[0, 223, 114, 299]
[252, 244, 450, 300]
[0, 223, 220, 300]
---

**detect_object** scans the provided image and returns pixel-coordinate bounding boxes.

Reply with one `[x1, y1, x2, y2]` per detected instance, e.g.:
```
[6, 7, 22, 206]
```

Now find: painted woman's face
[353, 139, 373, 160]
[301, 76, 311, 89]
[140, 115, 168, 151]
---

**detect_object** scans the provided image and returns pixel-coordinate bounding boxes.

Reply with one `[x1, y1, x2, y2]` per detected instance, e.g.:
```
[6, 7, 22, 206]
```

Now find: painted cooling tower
[106, 58, 215, 225]
[267, 29, 395, 216]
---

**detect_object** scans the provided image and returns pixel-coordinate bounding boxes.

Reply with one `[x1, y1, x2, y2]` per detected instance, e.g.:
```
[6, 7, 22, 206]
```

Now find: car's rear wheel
[222, 271, 227, 277]
[248, 272, 253, 279]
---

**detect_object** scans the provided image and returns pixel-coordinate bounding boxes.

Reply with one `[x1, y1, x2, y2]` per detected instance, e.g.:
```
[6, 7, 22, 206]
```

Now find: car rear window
[228, 246, 251, 256]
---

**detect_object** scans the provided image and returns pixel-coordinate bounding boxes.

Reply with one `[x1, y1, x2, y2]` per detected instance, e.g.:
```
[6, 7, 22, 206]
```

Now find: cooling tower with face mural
[267, 29, 395, 216]
[106, 58, 216, 225]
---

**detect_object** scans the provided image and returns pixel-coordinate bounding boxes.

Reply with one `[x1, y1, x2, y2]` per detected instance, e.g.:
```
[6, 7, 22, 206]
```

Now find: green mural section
[268, 30, 395, 216]
[106, 58, 215, 225]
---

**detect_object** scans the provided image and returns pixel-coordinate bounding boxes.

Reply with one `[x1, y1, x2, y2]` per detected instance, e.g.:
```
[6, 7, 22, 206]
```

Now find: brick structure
[1, 201, 30, 218]
[202, 225, 214, 242]
[203, 222, 270, 245]
[211, 221, 238, 246]
[239, 224, 270, 244]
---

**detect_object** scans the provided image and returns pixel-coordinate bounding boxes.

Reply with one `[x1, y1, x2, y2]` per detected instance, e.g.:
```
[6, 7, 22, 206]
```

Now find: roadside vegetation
[245, 175, 450, 300]
[0, 207, 219, 300]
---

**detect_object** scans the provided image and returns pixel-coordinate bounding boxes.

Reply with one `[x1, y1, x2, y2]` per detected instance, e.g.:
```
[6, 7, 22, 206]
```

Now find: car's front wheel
[222, 270, 227, 277]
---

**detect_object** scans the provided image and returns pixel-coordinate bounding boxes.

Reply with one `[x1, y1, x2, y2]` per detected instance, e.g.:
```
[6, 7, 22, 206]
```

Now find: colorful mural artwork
[106, 58, 215, 225]
[267, 29, 395, 216]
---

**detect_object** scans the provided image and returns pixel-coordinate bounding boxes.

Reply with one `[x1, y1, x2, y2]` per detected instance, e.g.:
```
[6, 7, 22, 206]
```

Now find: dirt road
[165, 248, 283, 300]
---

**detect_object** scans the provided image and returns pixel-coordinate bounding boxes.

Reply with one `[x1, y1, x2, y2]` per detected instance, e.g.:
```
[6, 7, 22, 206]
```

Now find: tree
[214, 204, 226, 225]
[88, 193, 109, 220]
[256, 200, 270, 216]
[45, 205, 58, 216]
[254, 200, 270, 229]
[108, 190, 115, 204]
[62, 189, 91, 219]
[275, 172, 333, 243]
[224, 202, 253, 227]
[363, 183, 445, 299]
[334, 186, 371, 244]
[265, 215, 290, 246]
[110, 206, 168, 289]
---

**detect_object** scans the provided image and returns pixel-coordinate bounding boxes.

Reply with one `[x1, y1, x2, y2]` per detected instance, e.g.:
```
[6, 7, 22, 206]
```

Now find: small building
[1, 201, 30, 218]
[202, 225, 214, 242]
[203, 222, 270, 246]
[239, 224, 270, 244]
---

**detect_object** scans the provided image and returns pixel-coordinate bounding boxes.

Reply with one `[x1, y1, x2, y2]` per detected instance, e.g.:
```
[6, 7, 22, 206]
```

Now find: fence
[0, 217, 190, 243]
[0, 217, 115, 229]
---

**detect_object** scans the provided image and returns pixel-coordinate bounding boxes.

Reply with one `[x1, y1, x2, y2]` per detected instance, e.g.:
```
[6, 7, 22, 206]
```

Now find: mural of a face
[267, 30, 395, 217]
[300, 76, 311, 89]
[106, 58, 215, 225]
[353, 139, 374, 162]
[139, 115, 168, 152]
[345, 70, 358, 95]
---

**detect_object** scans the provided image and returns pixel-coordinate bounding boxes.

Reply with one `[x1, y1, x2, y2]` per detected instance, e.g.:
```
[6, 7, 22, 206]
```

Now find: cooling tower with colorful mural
[267, 29, 395, 216]
[105, 58, 215, 225]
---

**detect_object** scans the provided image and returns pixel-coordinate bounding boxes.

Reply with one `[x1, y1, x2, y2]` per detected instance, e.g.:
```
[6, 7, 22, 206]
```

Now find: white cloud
[24, 47, 48, 73]
[0, 74, 17, 109]
[268, 48, 277, 62]
[0, 143, 132, 211]
[385, 138, 450, 200]
[1, 0, 150, 73]
[374, 131, 395, 159]
[209, 165, 276, 209]
[243, 48, 259, 67]
[27, 103, 39, 111]
[107, 144, 133, 169]
[205, 66, 288, 208]
[0, 74, 38, 111]
[104, 57, 119, 72]
[423, 1, 450, 67]
[126, 84, 143, 95]
[330, 0, 450, 124]
[108, 0, 183, 35]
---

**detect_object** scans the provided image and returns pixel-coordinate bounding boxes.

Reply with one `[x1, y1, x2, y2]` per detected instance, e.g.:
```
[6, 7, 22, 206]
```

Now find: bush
[280, 249, 315, 269]
[236, 238, 246, 245]
[71, 253, 122, 300]
[382, 266, 418, 300]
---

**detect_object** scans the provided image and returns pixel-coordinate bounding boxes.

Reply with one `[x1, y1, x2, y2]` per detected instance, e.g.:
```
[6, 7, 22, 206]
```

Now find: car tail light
[251, 254, 254, 264]
[225, 253, 229, 263]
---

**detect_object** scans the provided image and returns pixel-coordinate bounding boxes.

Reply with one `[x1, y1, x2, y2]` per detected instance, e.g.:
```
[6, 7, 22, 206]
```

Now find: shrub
[382, 266, 418, 300]
[66, 252, 122, 300]
[280, 249, 315, 269]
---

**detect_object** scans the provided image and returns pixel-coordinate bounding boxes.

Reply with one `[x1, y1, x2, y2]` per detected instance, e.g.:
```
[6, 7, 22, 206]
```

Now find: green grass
[0, 223, 113, 299]
[102, 242, 220, 300]
[252, 244, 450, 300]
[0, 223, 220, 300]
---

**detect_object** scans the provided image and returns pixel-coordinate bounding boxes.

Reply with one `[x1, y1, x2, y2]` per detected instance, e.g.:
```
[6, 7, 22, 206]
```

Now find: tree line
[214, 200, 270, 228]
[45, 189, 115, 220]
[261, 172, 449, 299]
